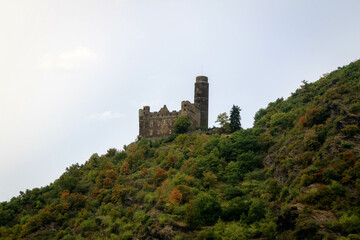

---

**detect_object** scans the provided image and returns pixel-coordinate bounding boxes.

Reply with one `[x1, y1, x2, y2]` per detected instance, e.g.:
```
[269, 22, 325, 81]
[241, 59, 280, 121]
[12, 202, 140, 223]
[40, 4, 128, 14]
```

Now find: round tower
[194, 76, 209, 128]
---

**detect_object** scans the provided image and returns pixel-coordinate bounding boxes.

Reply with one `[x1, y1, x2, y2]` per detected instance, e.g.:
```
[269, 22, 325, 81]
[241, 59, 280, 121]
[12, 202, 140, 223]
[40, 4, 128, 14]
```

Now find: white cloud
[87, 111, 125, 120]
[39, 47, 98, 70]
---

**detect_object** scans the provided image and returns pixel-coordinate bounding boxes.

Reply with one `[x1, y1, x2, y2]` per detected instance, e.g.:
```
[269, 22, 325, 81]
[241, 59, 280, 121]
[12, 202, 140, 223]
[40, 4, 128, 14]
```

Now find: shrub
[323, 168, 340, 183]
[259, 132, 274, 150]
[342, 125, 359, 137]
[303, 130, 320, 150]
[339, 214, 360, 234]
[266, 179, 281, 201]
[269, 112, 295, 129]
[349, 102, 360, 114]
[303, 107, 329, 127]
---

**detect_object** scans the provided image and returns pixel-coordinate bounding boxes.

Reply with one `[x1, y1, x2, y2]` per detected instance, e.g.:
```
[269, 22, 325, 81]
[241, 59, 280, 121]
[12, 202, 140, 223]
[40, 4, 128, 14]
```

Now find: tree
[216, 112, 231, 133]
[216, 112, 229, 127]
[152, 168, 167, 186]
[247, 199, 266, 223]
[230, 105, 241, 132]
[193, 192, 222, 225]
[174, 116, 191, 134]
[120, 162, 130, 175]
[169, 188, 182, 206]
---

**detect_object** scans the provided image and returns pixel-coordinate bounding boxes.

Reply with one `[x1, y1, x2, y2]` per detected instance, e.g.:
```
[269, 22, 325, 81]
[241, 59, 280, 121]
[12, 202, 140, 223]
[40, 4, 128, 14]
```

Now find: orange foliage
[102, 169, 117, 188]
[67, 193, 86, 209]
[166, 152, 178, 168]
[60, 191, 86, 209]
[60, 190, 70, 200]
[92, 189, 100, 198]
[152, 168, 167, 186]
[142, 168, 148, 176]
[299, 115, 305, 129]
[103, 177, 115, 189]
[169, 188, 183, 206]
[105, 169, 117, 179]
[340, 151, 356, 163]
[120, 161, 130, 175]
[111, 184, 129, 203]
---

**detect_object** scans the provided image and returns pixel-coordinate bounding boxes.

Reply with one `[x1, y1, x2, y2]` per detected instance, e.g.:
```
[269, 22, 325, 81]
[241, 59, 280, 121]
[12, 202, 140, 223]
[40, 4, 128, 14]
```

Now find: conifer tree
[230, 105, 241, 132]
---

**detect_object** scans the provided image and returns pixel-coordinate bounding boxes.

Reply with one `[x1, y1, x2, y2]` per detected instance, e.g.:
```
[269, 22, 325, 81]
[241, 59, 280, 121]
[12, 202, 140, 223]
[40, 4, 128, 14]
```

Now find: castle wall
[138, 76, 208, 138]
[181, 101, 201, 127]
[139, 106, 180, 138]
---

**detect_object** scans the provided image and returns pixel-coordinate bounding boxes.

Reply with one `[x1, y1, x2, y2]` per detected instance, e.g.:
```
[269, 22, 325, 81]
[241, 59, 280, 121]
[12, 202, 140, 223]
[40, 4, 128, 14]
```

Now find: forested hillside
[1, 60, 360, 239]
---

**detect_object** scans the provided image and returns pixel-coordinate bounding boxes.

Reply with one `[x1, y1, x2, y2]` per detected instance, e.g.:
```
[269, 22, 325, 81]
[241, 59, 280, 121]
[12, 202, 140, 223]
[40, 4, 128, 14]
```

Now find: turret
[194, 76, 209, 128]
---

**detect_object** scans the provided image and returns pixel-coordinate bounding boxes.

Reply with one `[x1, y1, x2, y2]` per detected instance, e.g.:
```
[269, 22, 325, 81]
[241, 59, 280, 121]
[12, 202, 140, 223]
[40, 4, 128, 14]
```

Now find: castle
[139, 76, 209, 138]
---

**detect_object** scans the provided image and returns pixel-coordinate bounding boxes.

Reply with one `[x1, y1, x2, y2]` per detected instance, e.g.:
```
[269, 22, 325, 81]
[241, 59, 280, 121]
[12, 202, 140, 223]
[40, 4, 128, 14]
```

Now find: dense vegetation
[1, 60, 360, 239]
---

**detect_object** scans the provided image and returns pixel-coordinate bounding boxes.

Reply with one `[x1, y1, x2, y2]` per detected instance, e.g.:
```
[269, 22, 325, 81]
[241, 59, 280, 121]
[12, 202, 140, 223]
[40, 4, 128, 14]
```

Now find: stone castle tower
[194, 76, 209, 128]
[139, 76, 209, 138]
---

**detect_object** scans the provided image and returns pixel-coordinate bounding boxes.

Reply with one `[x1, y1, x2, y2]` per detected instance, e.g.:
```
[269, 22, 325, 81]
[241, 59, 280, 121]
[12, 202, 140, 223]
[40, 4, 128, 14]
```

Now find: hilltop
[1, 60, 360, 239]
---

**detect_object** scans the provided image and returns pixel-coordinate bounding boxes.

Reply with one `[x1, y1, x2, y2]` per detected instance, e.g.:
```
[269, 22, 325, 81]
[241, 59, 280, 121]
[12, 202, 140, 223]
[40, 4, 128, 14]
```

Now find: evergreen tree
[230, 105, 241, 132]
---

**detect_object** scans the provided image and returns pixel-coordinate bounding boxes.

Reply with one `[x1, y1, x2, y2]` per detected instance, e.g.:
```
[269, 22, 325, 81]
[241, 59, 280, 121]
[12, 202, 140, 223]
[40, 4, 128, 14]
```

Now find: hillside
[1, 60, 360, 240]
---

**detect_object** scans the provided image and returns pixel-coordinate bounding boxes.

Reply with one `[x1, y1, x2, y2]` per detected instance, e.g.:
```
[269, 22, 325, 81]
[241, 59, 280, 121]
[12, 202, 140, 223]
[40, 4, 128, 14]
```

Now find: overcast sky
[1, 0, 360, 201]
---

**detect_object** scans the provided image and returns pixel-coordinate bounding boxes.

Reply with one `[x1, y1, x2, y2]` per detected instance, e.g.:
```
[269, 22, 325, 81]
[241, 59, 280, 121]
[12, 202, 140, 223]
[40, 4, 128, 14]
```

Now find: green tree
[247, 199, 266, 223]
[174, 116, 191, 134]
[193, 192, 222, 225]
[230, 105, 241, 132]
[222, 196, 251, 221]
[216, 112, 231, 133]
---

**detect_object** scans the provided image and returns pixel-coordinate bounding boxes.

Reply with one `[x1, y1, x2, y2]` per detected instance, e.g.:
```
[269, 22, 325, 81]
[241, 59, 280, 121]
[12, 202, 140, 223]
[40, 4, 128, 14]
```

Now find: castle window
[168, 129, 172, 134]
[169, 121, 172, 126]
[149, 130, 153, 136]
[157, 121, 160, 127]
[150, 121, 153, 127]
[156, 130, 160, 135]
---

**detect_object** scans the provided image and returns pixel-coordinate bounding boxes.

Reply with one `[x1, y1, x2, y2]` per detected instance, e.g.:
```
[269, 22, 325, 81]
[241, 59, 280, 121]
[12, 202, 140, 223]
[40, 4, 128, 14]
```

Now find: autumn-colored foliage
[141, 168, 148, 176]
[152, 168, 167, 186]
[120, 161, 130, 175]
[169, 188, 182, 206]
[166, 151, 178, 168]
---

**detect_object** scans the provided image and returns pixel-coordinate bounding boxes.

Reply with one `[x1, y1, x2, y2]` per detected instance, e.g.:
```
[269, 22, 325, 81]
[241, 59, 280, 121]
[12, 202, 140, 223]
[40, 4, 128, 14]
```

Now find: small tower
[194, 76, 209, 128]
